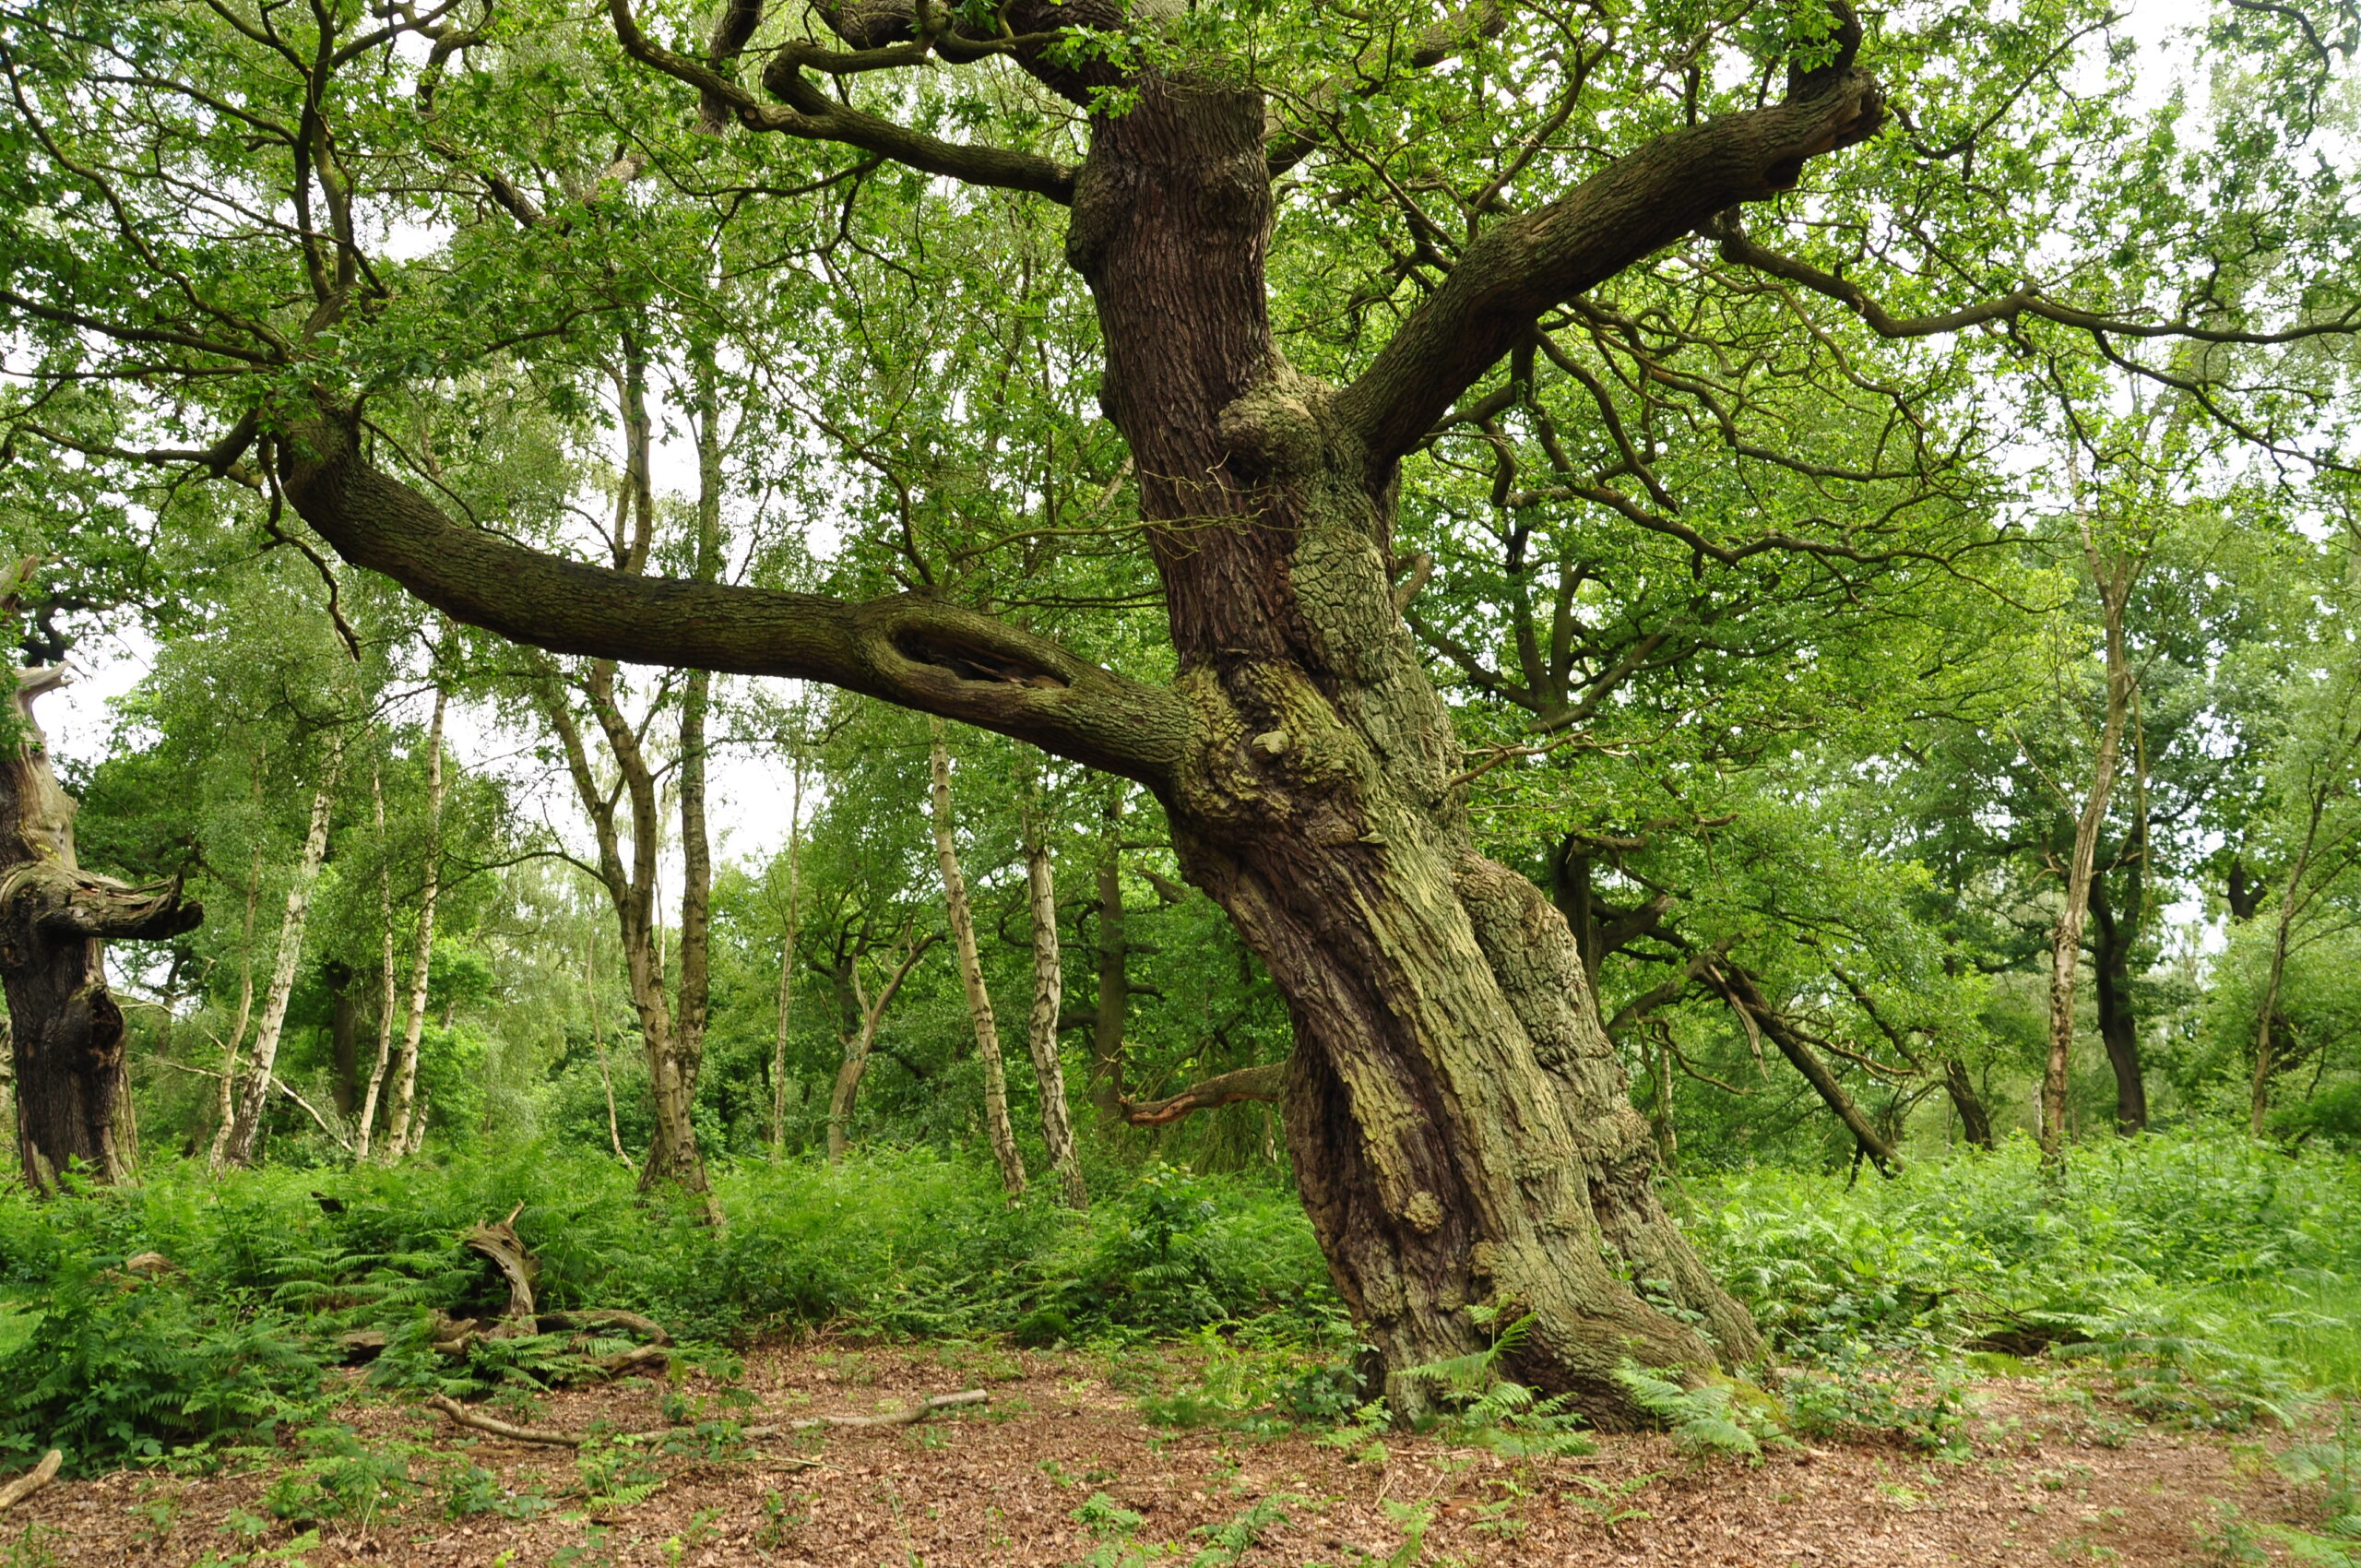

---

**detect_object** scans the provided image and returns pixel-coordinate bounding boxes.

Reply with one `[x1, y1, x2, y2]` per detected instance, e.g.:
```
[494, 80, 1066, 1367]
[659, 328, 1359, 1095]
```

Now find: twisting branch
[1710, 211, 2361, 349]
[606, 0, 1075, 203]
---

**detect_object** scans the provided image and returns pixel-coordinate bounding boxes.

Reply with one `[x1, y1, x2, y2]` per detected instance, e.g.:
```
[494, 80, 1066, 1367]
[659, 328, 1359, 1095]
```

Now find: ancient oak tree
[9, 0, 2341, 1420]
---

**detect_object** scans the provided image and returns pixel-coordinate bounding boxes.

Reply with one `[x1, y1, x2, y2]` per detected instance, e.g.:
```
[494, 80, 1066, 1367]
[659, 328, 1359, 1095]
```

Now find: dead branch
[466, 1205, 539, 1326]
[0, 1451, 60, 1513]
[1119, 1063, 1287, 1125]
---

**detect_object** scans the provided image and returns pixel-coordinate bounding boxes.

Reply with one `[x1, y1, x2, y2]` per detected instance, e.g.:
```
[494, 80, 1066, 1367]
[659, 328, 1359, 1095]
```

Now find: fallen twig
[425, 1389, 988, 1450]
[0, 1450, 61, 1512]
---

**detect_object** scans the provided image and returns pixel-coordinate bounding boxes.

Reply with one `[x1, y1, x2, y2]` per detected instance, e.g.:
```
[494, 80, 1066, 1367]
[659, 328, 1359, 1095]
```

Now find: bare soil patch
[6, 1340, 2327, 1566]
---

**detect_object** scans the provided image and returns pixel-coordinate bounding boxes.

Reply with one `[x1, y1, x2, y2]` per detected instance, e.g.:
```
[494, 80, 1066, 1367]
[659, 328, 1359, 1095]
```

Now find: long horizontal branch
[277, 409, 1190, 784]
[1336, 71, 1884, 466]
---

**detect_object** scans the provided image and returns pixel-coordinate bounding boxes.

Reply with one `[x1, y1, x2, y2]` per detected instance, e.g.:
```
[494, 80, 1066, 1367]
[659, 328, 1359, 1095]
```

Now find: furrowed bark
[0, 669, 201, 1190]
[219, 735, 343, 1169]
[930, 722, 1026, 1199]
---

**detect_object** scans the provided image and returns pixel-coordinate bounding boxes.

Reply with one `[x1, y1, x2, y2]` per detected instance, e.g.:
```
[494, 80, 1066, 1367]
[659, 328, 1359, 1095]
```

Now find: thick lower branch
[277, 410, 1187, 784]
[34, 875, 203, 941]
[1338, 75, 1883, 465]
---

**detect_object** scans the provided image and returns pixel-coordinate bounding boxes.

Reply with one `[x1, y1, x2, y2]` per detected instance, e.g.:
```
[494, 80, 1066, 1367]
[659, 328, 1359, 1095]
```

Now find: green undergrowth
[1688, 1130, 2361, 1421]
[3, 1130, 2356, 1473]
[0, 1148, 1334, 1470]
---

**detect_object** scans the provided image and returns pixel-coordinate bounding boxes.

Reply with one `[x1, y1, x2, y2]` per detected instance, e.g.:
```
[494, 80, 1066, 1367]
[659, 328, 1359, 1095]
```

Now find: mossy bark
[1066, 81, 1761, 1422]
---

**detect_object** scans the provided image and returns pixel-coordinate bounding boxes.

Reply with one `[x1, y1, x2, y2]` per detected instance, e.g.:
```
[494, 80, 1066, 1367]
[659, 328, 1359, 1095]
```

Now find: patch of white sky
[33, 0, 2304, 949]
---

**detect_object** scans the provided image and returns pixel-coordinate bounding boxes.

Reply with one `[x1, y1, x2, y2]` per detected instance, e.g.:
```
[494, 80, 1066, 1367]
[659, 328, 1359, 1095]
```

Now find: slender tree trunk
[1022, 772, 1086, 1207]
[929, 720, 1026, 1197]
[2087, 872, 2148, 1133]
[0, 668, 201, 1189]
[354, 758, 398, 1159]
[2043, 525, 2135, 1168]
[386, 683, 447, 1160]
[826, 933, 935, 1164]
[326, 963, 360, 1119]
[220, 736, 344, 1169]
[208, 839, 264, 1169]
[651, 351, 724, 1217]
[1942, 1058, 1996, 1149]
[770, 754, 805, 1154]
[1708, 962, 1901, 1175]
[1089, 784, 1127, 1123]
[585, 932, 630, 1166]
[2249, 797, 2324, 1135]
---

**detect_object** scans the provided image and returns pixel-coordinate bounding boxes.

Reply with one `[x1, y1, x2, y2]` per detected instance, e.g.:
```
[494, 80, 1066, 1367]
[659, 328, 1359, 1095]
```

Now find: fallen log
[424, 1389, 989, 1449]
[0, 1450, 61, 1513]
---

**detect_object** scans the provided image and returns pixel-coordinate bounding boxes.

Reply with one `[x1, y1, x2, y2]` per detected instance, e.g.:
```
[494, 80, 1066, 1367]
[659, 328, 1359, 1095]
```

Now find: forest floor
[11, 1337, 2340, 1568]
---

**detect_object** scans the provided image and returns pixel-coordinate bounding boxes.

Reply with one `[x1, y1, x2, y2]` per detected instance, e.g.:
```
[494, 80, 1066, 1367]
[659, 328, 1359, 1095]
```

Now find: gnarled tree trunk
[0, 668, 201, 1190]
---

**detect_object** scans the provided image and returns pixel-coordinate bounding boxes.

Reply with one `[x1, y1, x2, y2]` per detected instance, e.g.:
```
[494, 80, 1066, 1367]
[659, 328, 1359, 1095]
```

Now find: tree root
[424, 1389, 988, 1449]
[0, 1451, 60, 1513]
